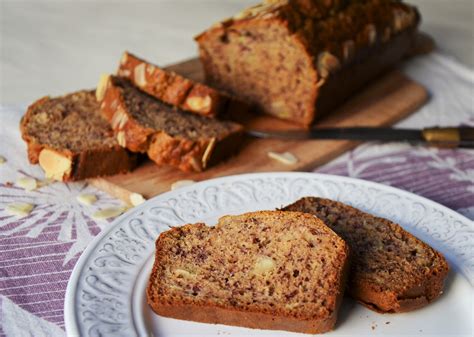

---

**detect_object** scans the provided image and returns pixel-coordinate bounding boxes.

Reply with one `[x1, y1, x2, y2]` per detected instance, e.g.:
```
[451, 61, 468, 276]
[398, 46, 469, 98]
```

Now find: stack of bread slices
[20, 52, 245, 181]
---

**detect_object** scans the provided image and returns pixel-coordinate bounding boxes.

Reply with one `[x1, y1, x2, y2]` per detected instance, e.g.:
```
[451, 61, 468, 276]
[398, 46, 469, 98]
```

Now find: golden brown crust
[148, 301, 337, 334]
[20, 96, 51, 164]
[100, 77, 155, 153]
[67, 147, 137, 181]
[283, 197, 449, 313]
[196, 0, 420, 126]
[100, 76, 244, 172]
[20, 94, 137, 182]
[146, 211, 350, 334]
[352, 255, 447, 313]
[118, 51, 230, 118]
[146, 132, 213, 172]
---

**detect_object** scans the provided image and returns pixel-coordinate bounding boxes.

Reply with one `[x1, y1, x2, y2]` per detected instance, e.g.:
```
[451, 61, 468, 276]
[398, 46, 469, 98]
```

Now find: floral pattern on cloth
[0, 52, 473, 336]
[318, 145, 474, 218]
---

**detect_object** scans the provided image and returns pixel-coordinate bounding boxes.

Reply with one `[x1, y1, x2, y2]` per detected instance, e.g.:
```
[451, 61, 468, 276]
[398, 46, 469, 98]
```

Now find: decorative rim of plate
[64, 172, 474, 337]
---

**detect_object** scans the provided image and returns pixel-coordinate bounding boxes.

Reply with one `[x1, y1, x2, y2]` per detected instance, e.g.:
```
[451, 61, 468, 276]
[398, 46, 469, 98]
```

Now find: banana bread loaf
[118, 51, 245, 118]
[196, 0, 420, 126]
[20, 91, 137, 181]
[283, 197, 449, 313]
[98, 75, 244, 172]
[147, 211, 350, 334]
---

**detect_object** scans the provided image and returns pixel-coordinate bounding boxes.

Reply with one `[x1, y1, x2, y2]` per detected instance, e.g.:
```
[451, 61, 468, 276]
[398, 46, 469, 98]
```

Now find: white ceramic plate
[65, 172, 474, 337]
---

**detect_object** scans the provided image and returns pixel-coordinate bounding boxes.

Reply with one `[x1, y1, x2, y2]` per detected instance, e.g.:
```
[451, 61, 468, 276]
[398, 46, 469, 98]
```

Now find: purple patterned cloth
[0, 53, 473, 336]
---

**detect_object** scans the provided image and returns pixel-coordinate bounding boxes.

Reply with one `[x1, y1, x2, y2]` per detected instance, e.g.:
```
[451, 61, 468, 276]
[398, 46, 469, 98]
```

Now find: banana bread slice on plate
[147, 211, 350, 334]
[118, 51, 242, 118]
[283, 197, 449, 313]
[20, 90, 137, 181]
[98, 75, 244, 172]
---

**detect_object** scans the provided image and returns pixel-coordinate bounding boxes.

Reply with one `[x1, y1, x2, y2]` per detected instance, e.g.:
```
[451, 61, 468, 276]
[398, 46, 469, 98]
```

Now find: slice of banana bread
[20, 91, 137, 181]
[118, 51, 241, 118]
[147, 211, 350, 334]
[98, 75, 243, 172]
[196, 0, 419, 125]
[283, 197, 449, 313]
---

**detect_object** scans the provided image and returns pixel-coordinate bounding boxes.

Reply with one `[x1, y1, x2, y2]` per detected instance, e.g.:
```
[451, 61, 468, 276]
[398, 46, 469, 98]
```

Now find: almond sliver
[77, 194, 98, 206]
[171, 180, 196, 191]
[268, 151, 298, 165]
[16, 177, 38, 191]
[92, 207, 127, 220]
[130, 193, 146, 206]
[6, 203, 35, 217]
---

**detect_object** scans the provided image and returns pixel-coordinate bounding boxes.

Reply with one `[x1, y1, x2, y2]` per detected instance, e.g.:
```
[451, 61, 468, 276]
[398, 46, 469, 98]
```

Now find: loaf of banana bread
[118, 51, 244, 118]
[20, 91, 137, 181]
[196, 0, 420, 126]
[283, 197, 449, 313]
[97, 75, 244, 172]
[147, 211, 350, 334]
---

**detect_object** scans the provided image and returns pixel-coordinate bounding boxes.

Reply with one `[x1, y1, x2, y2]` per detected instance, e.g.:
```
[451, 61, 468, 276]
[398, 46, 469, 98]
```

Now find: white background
[1, 0, 473, 105]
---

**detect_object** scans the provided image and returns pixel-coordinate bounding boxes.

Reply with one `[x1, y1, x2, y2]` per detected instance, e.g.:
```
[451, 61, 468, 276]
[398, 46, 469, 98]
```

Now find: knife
[247, 126, 474, 148]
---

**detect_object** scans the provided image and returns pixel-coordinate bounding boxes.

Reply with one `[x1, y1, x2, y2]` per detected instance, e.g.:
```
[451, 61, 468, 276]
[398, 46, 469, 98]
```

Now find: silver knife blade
[247, 127, 425, 142]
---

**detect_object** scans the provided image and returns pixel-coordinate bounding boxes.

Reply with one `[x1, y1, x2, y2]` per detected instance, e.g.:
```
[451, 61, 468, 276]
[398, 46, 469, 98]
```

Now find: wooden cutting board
[90, 59, 428, 203]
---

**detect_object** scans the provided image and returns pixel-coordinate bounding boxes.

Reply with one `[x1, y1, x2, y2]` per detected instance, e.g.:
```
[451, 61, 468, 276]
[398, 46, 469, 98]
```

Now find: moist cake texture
[99, 75, 244, 172]
[283, 197, 449, 313]
[147, 211, 350, 334]
[196, 0, 420, 125]
[20, 90, 137, 181]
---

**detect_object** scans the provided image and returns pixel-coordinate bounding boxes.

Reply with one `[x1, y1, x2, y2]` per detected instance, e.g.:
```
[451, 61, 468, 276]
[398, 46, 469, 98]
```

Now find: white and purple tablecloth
[0, 53, 473, 336]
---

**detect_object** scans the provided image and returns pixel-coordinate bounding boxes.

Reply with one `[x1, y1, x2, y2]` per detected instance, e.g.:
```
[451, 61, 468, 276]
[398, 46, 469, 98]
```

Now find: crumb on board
[386, 321, 390, 325]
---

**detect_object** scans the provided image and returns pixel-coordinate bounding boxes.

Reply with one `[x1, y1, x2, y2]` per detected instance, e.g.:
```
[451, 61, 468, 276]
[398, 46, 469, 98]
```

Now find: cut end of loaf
[147, 211, 349, 334]
[20, 90, 137, 181]
[196, 0, 420, 126]
[197, 19, 318, 126]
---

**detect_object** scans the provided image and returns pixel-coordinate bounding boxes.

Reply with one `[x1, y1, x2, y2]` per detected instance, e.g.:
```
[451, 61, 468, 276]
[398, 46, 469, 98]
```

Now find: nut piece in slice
[20, 91, 138, 181]
[147, 211, 350, 334]
[117, 51, 244, 118]
[38, 149, 72, 181]
[99, 76, 244, 172]
[283, 197, 449, 313]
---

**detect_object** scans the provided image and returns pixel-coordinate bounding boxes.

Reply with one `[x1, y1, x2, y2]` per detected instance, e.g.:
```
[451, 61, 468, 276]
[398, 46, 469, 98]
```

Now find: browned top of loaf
[197, 0, 419, 72]
[283, 197, 449, 299]
[117, 51, 230, 117]
[108, 76, 242, 141]
[148, 211, 349, 321]
[21, 90, 119, 153]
